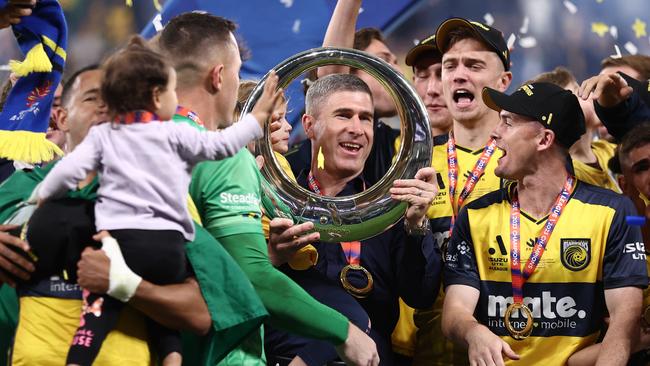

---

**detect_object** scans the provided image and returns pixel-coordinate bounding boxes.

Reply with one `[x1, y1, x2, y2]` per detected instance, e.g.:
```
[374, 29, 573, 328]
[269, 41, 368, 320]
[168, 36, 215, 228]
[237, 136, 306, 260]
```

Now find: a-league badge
[560, 238, 591, 271]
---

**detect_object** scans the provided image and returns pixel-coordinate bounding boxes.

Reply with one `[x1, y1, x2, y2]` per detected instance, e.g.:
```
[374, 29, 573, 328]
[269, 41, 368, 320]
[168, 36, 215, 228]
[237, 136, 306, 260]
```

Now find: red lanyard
[510, 175, 575, 304]
[176, 106, 205, 127]
[307, 171, 362, 265]
[113, 110, 159, 124]
[447, 131, 498, 233]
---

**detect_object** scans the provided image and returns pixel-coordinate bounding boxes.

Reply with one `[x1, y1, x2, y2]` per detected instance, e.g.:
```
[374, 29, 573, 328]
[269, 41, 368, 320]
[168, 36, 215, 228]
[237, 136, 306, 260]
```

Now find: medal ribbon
[176, 106, 205, 127]
[510, 175, 575, 304]
[113, 110, 159, 125]
[307, 171, 361, 265]
[447, 131, 498, 233]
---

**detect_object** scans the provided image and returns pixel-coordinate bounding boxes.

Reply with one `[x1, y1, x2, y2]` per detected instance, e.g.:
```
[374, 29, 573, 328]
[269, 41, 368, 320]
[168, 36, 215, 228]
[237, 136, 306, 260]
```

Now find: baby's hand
[251, 71, 284, 128]
[92, 230, 112, 242]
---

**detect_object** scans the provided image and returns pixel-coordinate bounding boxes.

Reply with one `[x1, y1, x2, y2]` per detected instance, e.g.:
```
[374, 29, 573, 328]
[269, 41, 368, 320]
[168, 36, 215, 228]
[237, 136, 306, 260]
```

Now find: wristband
[101, 236, 142, 302]
[404, 218, 430, 236]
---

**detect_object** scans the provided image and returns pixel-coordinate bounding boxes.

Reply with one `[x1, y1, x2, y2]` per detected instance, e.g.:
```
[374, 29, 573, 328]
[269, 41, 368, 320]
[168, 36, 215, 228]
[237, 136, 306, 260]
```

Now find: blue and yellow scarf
[0, 0, 67, 163]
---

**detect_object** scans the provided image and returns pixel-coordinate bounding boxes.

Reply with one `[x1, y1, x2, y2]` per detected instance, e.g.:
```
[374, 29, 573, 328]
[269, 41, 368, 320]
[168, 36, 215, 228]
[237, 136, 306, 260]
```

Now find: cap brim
[482, 87, 536, 120]
[405, 44, 441, 66]
[435, 18, 475, 52]
[618, 71, 650, 105]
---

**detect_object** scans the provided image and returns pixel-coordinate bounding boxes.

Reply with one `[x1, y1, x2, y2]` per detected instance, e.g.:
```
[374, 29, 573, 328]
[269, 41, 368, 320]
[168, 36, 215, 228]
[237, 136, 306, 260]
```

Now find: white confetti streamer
[0, 64, 10, 71]
[519, 16, 530, 34]
[413, 39, 420, 46]
[292, 19, 301, 34]
[610, 44, 622, 59]
[518, 36, 537, 48]
[483, 13, 495, 26]
[359, 7, 364, 14]
[152, 13, 163, 32]
[609, 26, 618, 39]
[563, 1, 577, 14]
[624, 41, 638, 55]
[507, 33, 516, 50]
[280, 0, 293, 8]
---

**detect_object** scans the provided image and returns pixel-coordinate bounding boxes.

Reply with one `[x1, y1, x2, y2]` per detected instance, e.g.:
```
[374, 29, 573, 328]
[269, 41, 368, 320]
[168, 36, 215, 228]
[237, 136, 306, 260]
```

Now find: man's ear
[209, 64, 225, 94]
[617, 174, 628, 193]
[537, 129, 555, 151]
[302, 114, 315, 138]
[55, 108, 69, 132]
[498, 71, 513, 92]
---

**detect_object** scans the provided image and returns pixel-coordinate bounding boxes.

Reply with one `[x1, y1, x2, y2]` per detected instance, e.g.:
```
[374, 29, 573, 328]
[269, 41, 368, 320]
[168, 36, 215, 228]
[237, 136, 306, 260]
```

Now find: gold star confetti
[591, 22, 609, 37]
[632, 18, 647, 39]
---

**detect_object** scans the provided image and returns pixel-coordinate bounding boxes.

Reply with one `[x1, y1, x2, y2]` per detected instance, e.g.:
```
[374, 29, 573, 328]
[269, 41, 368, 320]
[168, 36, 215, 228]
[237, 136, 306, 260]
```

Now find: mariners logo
[560, 238, 591, 271]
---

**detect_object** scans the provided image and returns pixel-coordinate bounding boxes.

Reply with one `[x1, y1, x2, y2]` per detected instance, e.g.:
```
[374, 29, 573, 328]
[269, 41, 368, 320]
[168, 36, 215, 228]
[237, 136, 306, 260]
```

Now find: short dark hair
[60, 64, 100, 107]
[158, 12, 237, 83]
[101, 36, 170, 116]
[601, 55, 650, 80]
[528, 66, 577, 89]
[619, 122, 650, 167]
[444, 26, 485, 53]
[305, 73, 372, 116]
[353, 28, 384, 51]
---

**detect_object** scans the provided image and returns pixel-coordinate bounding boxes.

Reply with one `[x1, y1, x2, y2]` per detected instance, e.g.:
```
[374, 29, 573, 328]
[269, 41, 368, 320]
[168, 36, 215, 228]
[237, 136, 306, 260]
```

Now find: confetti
[317, 147, 325, 169]
[563, 1, 577, 14]
[359, 7, 364, 14]
[609, 26, 618, 39]
[518, 36, 537, 48]
[596, 0, 604, 3]
[610, 44, 622, 59]
[591, 22, 609, 37]
[483, 13, 495, 26]
[519, 16, 530, 34]
[413, 39, 420, 46]
[632, 18, 647, 38]
[506, 33, 516, 50]
[292, 19, 301, 34]
[624, 41, 638, 55]
[279, 0, 293, 8]
[0, 65, 10, 71]
[152, 13, 163, 32]
[153, 0, 161, 11]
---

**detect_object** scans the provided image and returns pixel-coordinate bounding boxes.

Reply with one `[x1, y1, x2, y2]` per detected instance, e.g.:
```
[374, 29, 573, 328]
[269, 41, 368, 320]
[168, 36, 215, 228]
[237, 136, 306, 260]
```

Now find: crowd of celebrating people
[0, 0, 649, 365]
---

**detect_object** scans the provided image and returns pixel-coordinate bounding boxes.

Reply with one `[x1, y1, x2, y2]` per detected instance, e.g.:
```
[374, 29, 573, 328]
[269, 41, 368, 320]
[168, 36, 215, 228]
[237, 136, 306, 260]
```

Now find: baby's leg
[147, 319, 182, 366]
[111, 229, 188, 365]
[66, 289, 123, 366]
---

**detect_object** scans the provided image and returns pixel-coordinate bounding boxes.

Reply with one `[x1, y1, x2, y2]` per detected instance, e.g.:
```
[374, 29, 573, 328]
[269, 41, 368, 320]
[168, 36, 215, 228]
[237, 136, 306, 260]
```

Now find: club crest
[560, 238, 591, 271]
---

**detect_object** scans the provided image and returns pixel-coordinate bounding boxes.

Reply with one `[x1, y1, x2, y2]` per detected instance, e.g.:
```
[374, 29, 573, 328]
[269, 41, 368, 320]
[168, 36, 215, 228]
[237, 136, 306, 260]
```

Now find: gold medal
[504, 303, 533, 340]
[339, 264, 373, 298]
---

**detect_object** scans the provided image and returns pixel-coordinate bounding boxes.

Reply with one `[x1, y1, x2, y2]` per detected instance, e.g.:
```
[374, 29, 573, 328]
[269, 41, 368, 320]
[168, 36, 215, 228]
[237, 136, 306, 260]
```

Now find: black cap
[482, 82, 586, 148]
[618, 71, 650, 106]
[435, 17, 510, 71]
[405, 33, 442, 67]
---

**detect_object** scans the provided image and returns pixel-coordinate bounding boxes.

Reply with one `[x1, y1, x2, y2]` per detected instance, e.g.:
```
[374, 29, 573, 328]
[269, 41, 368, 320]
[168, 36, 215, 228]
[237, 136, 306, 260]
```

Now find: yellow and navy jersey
[407, 134, 502, 366]
[572, 140, 620, 193]
[427, 133, 505, 250]
[444, 181, 648, 365]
